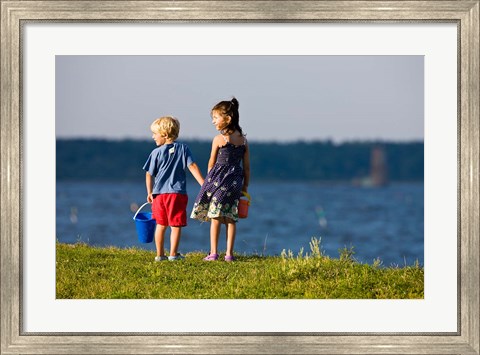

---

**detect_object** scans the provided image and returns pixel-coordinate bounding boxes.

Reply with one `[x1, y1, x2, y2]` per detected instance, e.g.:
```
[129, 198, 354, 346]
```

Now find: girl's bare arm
[242, 143, 250, 192]
[207, 136, 221, 173]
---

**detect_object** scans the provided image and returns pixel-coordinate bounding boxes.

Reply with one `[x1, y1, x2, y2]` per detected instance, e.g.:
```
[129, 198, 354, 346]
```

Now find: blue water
[56, 180, 423, 266]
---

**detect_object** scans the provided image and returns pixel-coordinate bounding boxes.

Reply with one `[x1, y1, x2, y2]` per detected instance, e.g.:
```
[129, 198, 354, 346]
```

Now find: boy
[143, 116, 204, 261]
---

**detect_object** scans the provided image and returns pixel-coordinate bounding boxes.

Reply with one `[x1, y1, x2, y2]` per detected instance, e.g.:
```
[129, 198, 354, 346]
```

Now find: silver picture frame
[1, 1, 478, 354]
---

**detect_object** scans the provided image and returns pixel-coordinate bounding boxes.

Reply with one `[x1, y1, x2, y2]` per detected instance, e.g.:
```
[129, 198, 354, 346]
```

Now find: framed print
[1, 1, 478, 354]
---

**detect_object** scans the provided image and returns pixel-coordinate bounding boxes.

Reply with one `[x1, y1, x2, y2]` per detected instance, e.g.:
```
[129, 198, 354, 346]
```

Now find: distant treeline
[56, 139, 423, 182]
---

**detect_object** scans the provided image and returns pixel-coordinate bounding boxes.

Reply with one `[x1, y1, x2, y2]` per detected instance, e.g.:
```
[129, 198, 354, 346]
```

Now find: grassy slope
[56, 240, 423, 299]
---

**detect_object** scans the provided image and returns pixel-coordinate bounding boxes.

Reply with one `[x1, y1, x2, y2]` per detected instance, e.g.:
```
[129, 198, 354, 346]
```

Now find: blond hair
[150, 116, 180, 140]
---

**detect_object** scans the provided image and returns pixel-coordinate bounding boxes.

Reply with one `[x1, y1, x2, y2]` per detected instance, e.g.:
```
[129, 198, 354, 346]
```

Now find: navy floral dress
[191, 136, 246, 222]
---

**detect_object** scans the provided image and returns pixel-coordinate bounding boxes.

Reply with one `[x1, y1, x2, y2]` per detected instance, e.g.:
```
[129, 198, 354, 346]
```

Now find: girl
[191, 97, 250, 261]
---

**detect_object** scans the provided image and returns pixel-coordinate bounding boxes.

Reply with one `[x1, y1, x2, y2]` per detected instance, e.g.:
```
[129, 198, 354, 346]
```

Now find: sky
[56, 55, 424, 143]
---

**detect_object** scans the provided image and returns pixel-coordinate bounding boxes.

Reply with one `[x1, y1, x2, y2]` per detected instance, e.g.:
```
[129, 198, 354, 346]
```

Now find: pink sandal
[203, 253, 219, 261]
[224, 255, 235, 262]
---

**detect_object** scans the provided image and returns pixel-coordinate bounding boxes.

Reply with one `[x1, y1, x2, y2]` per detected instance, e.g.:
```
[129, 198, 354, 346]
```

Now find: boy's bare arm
[188, 162, 204, 186]
[146, 172, 154, 202]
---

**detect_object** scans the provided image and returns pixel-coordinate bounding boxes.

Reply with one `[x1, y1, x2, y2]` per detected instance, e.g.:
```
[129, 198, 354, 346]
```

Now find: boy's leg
[155, 225, 168, 257]
[164, 193, 188, 257]
[210, 218, 222, 255]
[152, 194, 168, 258]
[169, 227, 182, 256]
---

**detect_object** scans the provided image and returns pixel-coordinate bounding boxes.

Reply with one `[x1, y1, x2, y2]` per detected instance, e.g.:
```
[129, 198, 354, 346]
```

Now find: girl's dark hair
[212, 97, 243, 135]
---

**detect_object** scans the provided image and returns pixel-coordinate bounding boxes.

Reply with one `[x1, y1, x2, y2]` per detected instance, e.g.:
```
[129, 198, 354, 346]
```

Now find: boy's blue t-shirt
[143, 142, 194, 194]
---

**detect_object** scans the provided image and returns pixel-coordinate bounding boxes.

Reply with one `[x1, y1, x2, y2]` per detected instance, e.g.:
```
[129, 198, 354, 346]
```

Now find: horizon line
[56, 137, 424, 144]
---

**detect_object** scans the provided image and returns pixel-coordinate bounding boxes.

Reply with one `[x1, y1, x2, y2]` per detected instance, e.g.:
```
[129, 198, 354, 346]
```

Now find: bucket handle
[241, 191, 251, 205]
[133, 202, 151, 220]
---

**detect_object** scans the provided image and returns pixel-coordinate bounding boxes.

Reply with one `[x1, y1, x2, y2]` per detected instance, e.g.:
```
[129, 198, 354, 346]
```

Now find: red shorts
[152, 193, 188, 227]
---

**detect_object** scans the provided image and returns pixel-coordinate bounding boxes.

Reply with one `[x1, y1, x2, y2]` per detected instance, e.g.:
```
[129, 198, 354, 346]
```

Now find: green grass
[56, 238, 424, 299]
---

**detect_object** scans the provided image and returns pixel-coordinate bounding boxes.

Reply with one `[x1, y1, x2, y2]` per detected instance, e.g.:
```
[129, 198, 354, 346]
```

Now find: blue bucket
[133, 202, 156, 243]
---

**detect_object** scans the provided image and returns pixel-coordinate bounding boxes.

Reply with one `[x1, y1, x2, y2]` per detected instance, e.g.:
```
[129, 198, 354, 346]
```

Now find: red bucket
[238, 192, 251, 219]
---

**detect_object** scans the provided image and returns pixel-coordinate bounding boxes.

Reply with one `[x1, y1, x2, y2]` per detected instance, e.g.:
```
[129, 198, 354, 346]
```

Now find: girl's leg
[169, 227, 182, 256]
[225, 219, 236, 256]
[155, 225, 168, 257]
[210, 218, 222, 255]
